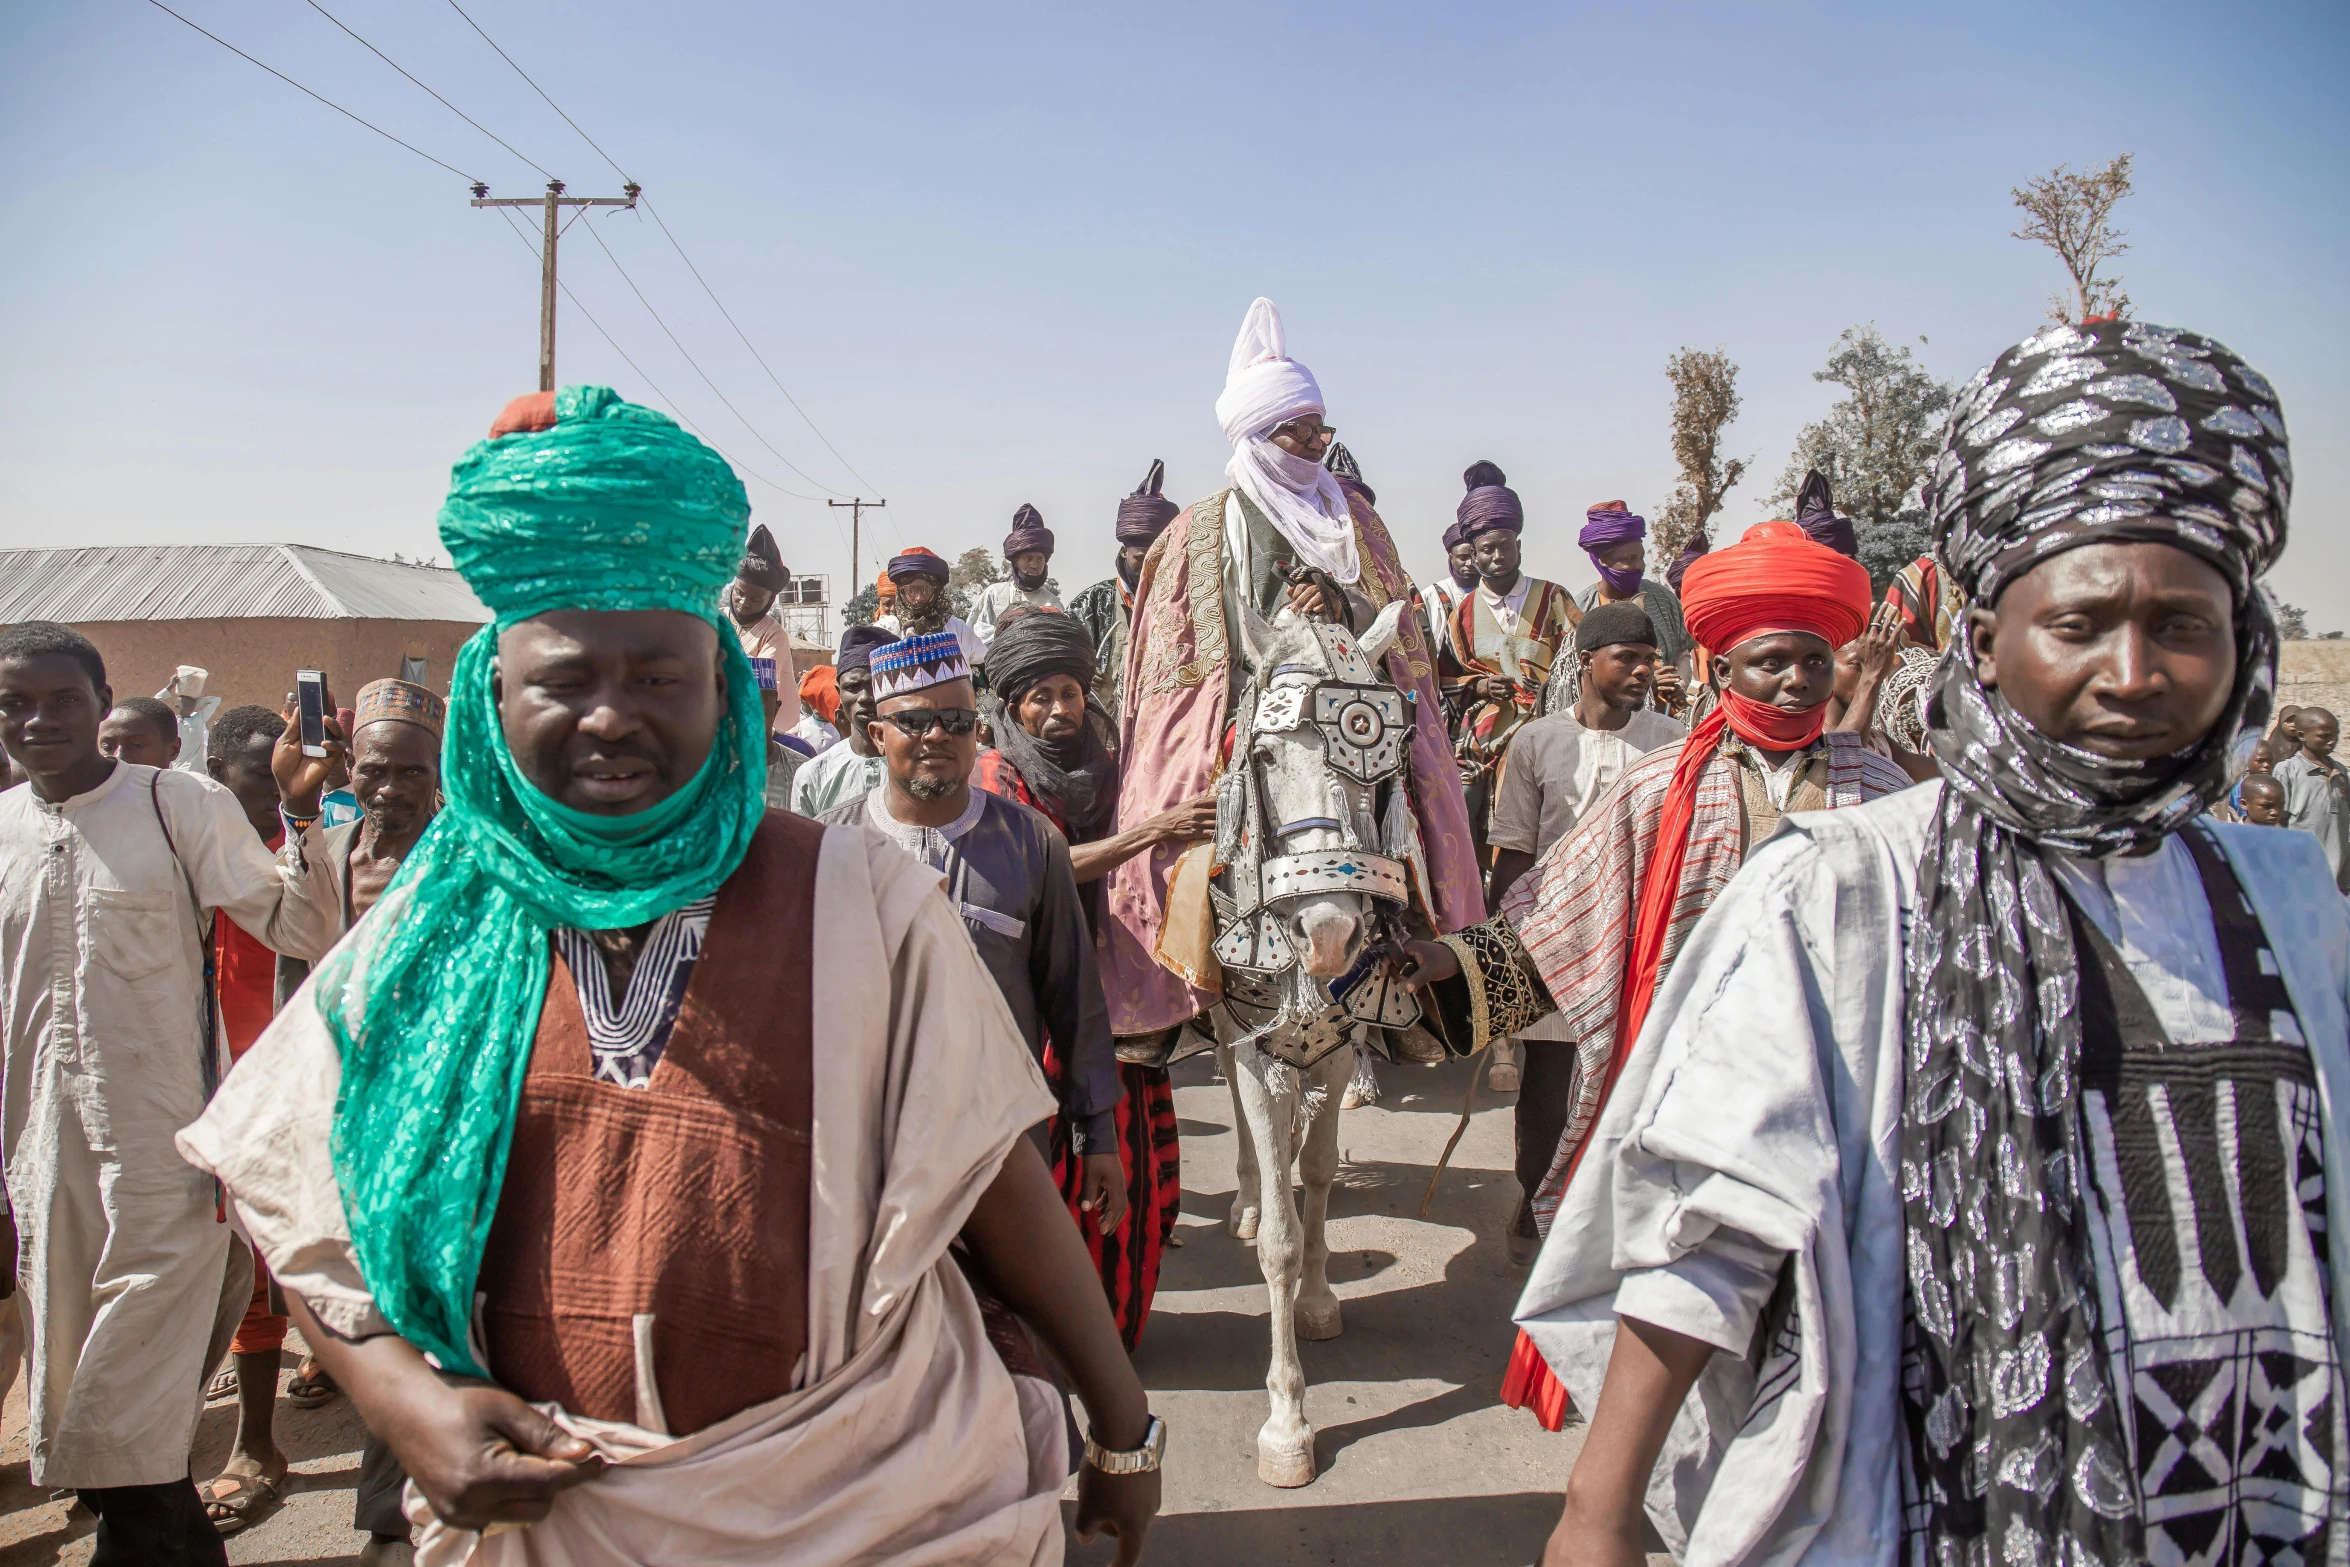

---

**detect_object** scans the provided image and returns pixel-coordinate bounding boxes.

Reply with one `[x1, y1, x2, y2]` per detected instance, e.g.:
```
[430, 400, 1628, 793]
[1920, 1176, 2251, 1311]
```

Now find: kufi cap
[1575, 601, 1660, 653]
[870, 631, 972, 701]
[353, 678, 446, 741]
[1682, 520, 1871, 654]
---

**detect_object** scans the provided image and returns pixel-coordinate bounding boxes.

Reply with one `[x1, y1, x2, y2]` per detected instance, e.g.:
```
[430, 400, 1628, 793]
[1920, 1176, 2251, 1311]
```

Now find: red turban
[1680, 520, 1871, 653]
[798, 663, 839, 725]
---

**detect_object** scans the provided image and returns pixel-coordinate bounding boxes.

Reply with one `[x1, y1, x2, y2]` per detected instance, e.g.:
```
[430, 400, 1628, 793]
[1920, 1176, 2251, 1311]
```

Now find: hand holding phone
[295, 670, 330, 757]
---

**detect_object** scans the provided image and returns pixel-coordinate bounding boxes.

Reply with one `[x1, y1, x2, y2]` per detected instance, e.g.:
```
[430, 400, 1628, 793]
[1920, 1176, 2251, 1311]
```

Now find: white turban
[1215, 298, 1360, 584]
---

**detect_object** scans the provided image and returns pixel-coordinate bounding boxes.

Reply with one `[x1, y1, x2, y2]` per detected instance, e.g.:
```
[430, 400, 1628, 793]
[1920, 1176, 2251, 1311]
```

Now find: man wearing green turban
[178, 388, 1162, 1564]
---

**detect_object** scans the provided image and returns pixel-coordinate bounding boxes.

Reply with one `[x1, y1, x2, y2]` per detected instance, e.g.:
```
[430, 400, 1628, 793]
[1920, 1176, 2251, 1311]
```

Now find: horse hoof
[1296, 1301, 1343, 1341]
[1228, 1206, 1261, 1240]
[1258, 1437, 1316, 1488]
[1340, 1079, 1377, 1110]
[1487, 1062, 1521, 1093]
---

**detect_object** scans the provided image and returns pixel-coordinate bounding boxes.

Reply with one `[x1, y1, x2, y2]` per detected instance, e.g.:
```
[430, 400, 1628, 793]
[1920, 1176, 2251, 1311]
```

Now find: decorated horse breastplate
[1210, 619, 1427, 1067]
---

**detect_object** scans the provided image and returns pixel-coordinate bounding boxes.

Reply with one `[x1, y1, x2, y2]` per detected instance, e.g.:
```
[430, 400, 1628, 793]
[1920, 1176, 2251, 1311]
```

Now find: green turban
[314, 385, 768, 1376]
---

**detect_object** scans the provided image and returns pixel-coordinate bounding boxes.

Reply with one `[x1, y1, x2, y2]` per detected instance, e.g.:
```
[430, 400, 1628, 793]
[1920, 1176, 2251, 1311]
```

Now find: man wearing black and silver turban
[1509, 320, 2350, 1567]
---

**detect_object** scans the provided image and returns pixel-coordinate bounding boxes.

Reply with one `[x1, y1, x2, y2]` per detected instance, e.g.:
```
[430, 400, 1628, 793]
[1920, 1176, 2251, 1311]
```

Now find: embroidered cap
[870, 631, 972, 701]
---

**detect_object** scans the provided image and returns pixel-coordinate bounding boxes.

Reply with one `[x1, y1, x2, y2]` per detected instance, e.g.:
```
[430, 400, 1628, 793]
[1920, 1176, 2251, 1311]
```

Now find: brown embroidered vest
[476, 811, 822, 1436]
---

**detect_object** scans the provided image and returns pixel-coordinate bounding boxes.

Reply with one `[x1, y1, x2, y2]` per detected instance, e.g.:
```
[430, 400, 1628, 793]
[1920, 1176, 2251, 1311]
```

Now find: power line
[637, 198, 883, 497]
[144, 0, 479, 183]
[436, 0, 881, 505]
[492, 210, 844, 520]
[300, 0, 552, 179]
[575, 214, 853, 498]
[444, 0, 632, 183]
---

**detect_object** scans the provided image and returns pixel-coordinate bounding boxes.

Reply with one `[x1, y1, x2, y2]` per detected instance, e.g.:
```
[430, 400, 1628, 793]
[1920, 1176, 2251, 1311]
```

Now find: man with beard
[976, 608, 1216, 1348]
[875, 547, 986, 665]
[1069, 461, 1180, 721]
[1503, 321, 2336, 1567]
[178, 386, 1159, 1565]
[826, 632, 1126, 1223]
[785, 625, 893, 817]
[1439, 462, 1581, 860]
[969, 505, 1065, 651]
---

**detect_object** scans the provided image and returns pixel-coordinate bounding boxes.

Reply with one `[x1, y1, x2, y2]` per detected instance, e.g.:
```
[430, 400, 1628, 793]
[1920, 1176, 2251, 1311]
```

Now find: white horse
[1205, 595, 1447, 1487]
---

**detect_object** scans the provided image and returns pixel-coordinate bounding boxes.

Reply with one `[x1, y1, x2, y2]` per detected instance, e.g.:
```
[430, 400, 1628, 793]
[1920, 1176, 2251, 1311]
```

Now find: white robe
[967, 580, 1063, 650]
[0, 763, 339, 1487]
[177, 823, 1067, 1565]
[1515, 783, 2350, 1566]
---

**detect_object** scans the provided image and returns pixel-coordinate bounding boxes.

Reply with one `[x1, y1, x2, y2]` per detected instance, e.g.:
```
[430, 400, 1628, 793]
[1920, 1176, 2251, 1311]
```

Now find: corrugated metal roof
[0, 545, 488, 624]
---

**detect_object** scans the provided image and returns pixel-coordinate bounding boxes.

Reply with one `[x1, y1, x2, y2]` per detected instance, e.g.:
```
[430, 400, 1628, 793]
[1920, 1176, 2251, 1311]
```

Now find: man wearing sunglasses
[822, 632, 1126, 1235]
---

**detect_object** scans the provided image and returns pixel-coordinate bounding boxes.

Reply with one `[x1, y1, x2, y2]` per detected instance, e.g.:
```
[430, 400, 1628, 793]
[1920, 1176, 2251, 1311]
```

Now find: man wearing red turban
[1395, 520, 1913, 1417]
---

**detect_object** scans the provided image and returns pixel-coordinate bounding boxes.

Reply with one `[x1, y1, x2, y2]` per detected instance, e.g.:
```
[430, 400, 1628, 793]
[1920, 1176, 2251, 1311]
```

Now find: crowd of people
[0, 301, 2339, 1567]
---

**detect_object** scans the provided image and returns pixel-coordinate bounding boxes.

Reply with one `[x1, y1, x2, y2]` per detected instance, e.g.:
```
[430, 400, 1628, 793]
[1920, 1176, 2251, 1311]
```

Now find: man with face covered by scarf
[1569, 502, 1693, 692]
[976, 607, 1212, 1350]
[1493, 322, 2344, 1567]
[1069, 461, 1180, 721]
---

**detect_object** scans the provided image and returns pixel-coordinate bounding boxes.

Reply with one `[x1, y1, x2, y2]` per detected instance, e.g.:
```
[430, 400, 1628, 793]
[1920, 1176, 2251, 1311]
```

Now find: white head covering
[1213, 298, 1361, 585]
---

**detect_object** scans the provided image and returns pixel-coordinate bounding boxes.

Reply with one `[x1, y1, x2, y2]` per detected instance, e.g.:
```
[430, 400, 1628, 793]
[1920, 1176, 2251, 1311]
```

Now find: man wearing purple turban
[1792, 468, 1860, 559]
[1068, 460, 1180, 720]
[969, 503, 1065, 651]
[1436, 461, 1581, 859]
[1550, 502, 1692, 716]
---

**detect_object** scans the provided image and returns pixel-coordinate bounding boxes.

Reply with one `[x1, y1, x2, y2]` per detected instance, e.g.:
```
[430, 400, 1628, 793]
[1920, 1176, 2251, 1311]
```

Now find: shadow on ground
[1062, 1489, 1559, 1566]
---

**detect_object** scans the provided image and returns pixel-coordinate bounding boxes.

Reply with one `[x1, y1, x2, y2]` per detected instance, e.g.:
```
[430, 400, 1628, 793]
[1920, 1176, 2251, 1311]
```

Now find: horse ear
[1356, 599, 1408, 668]
[1236, 591, 1282, 673]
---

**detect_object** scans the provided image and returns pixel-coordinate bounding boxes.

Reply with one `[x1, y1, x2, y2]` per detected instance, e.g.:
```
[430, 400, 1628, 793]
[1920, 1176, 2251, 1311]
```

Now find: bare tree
[1766, 325, 1954, 588]
[1653, 347, 1748, 569]
[2011, 154, 2135, 323]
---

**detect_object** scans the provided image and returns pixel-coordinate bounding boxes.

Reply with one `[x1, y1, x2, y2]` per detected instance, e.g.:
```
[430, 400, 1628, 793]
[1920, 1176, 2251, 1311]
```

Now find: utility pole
[828, 498, 888, 605]
[472, 179, 641, 390]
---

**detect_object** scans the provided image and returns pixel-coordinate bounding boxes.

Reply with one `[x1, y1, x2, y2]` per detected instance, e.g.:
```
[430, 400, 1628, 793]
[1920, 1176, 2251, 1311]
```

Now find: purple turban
[835, 622, 897, 677]
[1794, 469, 1859, 559]
[1116, 459, 1180, 548]
[1456, 459, 1523, 538]
[1580, 501, 1648, 597]
[1004, 503, 1053, 559]
[1441, 519, 1472, 553]
[1665, 528, 1710, 594]
[1577, 501, 1646, 553]
[886, 547, 949, 584]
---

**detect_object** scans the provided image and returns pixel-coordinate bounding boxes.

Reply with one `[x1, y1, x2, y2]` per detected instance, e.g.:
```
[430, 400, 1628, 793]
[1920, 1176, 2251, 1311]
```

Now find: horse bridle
[1209, 621, 1428, 1066]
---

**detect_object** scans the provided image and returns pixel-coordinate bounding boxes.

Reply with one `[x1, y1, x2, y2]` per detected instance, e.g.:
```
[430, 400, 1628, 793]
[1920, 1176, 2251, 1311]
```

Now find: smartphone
[295, 670, 329, 757]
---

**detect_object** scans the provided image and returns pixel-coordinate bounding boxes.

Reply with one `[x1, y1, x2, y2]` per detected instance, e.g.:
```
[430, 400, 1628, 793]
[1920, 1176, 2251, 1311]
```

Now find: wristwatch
[1083, 1414, 1166, 1475]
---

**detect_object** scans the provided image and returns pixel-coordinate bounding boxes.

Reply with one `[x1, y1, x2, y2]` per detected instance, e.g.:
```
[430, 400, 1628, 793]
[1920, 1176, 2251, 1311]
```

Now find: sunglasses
[879, 707, 980, 738]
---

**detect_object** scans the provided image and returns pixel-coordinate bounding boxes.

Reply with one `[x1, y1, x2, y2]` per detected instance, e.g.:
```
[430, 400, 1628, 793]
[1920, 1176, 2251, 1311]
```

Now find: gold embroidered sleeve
[1435, 917, 1556, 1053]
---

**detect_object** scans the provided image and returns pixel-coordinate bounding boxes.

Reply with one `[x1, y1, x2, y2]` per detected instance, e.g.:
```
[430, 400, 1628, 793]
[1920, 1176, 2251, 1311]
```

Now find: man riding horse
[1102, 296, 1485, 1051]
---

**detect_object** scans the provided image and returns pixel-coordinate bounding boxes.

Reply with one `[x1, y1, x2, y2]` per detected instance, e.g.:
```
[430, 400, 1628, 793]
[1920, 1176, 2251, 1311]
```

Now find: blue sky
[3, 1, 2343, 626]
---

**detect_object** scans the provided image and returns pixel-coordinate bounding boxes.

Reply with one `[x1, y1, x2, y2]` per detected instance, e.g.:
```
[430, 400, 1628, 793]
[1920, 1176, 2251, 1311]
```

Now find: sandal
[285, 1356, 339, 1409]
[205, 1364, 239, 1402]
[202, 1465, 283, 1535]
